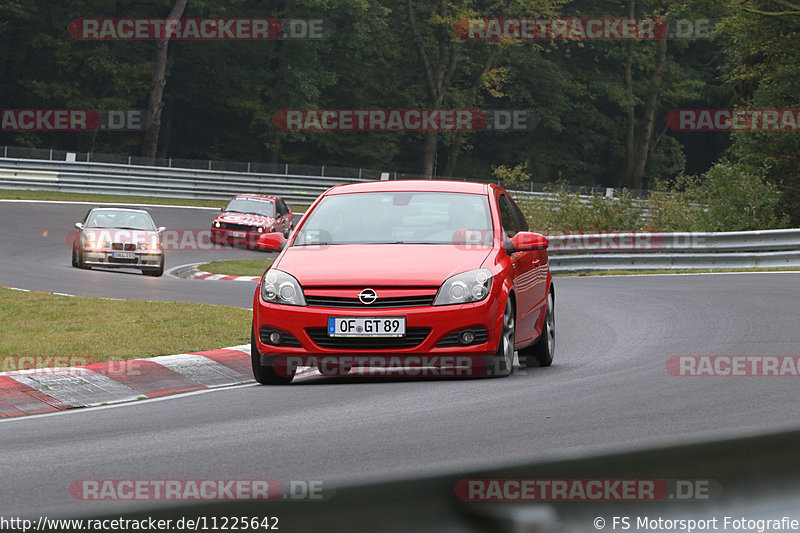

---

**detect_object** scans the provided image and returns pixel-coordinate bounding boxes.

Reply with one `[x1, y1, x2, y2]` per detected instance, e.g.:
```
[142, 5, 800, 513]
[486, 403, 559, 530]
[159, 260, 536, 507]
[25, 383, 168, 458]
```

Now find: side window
[278, 200, 289, 216]
[498, 194, 520, 237]
[510, 198, 529, 232]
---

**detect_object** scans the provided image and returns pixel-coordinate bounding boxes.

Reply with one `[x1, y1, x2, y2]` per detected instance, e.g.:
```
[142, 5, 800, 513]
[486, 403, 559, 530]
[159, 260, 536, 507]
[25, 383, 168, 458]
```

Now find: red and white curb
[0, 346, 316, 418]
[171, 264, 260, 282]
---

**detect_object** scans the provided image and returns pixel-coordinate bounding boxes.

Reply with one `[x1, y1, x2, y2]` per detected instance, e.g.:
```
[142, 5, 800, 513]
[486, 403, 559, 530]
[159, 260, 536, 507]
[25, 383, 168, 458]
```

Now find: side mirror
[506, 232, 548, 252]
[157, 226, 166, 233]
[75, 222, 84, 229]
[257, 232, 286, 252]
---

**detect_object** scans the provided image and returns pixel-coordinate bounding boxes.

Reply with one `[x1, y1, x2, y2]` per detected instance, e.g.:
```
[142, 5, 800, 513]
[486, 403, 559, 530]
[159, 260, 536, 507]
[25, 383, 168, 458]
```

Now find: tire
[485, 297, 515, 377]
[143, 257, 165, 277]
[251, 324, 295, 385]
[519, 290, 555, 368]
[72, 248, 88, 269]
[283, 223, 293, 238]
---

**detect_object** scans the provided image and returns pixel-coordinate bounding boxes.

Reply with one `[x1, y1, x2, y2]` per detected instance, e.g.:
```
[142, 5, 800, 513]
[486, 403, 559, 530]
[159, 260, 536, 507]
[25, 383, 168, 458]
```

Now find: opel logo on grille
[358, 288, 378, 305]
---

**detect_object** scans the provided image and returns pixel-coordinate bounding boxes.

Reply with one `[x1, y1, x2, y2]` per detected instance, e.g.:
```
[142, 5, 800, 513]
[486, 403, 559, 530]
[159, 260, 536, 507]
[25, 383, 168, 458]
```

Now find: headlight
[213, 221, 221, 228]
[257, 227, 265, 233]
[260, 269, 306, 306]
[433, 269, 492, 306]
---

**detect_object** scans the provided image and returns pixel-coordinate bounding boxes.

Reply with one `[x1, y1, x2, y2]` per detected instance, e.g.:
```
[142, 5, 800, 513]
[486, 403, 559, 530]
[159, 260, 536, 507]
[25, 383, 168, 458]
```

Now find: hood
[276, 244, 493, 286]
[215, 212, 274, 227]
[82, 228, 159, 243]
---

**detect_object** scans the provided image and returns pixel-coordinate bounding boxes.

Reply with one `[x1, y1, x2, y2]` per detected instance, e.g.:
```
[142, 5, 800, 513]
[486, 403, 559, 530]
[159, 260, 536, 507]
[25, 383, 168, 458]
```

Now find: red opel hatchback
[252, 180, 554, 384]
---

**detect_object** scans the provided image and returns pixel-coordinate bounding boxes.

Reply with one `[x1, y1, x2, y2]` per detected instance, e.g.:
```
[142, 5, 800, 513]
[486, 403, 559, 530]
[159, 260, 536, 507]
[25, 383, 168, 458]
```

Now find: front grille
[305, 295, 435, 309]
[260, 327, 302, 348]
[306, 327, 431, 350]
[220, 223, 255, 232]
[437, 327, 489, 347]
[112, 243, 136, 251]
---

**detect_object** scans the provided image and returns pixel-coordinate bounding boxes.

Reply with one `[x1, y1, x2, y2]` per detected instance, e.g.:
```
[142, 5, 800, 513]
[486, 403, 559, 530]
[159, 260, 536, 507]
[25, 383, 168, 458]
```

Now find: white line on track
[0, 383, 259, 424]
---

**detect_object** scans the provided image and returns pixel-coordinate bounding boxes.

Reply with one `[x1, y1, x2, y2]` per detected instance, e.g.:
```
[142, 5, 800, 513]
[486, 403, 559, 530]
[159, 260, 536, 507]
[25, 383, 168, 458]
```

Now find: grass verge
[198, 258, 275, 277]
[0, 287, 251, 365]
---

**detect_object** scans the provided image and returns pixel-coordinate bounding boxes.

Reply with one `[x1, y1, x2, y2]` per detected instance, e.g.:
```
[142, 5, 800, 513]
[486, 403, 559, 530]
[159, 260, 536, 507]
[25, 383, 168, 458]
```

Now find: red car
[211, 194, 294, 246]
[251, 180, 555, 384]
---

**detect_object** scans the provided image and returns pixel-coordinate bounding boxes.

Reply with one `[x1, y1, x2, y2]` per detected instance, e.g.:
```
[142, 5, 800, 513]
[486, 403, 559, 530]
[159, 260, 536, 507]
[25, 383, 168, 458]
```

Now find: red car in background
[251, 180, 555, 384]
[211, 194, 294, 247]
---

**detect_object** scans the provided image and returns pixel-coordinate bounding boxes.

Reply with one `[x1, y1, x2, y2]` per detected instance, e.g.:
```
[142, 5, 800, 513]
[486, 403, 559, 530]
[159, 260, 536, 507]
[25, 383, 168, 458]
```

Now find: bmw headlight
[260, 269, 306, 306]
[213, 221, 221, 228]
[433, 269, 492, 306]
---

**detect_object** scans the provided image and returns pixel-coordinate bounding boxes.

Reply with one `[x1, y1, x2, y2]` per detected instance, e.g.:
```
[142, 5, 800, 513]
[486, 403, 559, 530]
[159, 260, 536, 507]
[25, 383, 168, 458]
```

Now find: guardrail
[0, 158, 370, 205]
[0, 156, 647, 207]
[547, 229, 800, 272]
[93, 426, 800, 531]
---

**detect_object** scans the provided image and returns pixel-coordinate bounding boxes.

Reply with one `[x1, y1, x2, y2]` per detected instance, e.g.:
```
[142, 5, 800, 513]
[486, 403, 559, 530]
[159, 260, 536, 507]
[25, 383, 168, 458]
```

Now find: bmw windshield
[224, 198, 276, 217]
[292, 191, 494, 246]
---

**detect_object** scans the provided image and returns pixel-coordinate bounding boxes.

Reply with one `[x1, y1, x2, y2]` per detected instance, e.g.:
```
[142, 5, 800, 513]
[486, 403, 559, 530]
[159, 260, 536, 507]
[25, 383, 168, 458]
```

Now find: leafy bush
[516, 182, 644, 232]
[512, 163, 788, 233]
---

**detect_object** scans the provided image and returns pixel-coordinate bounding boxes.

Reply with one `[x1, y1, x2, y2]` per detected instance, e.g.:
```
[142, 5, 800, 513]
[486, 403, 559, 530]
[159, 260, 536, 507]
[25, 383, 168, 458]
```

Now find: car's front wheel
[485, 297, 515, 377]
[142, 257, 165, 277]
[72, 247, 88, 269]
[251, 324, 295, 385]
[519, 290, 555, 368]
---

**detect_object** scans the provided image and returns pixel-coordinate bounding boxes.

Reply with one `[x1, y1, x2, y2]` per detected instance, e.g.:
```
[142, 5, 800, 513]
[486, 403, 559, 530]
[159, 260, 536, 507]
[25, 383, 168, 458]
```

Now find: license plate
[328, 317, 406, 337]
[228, 231, 247, 238]
[111, 252, 136, 259]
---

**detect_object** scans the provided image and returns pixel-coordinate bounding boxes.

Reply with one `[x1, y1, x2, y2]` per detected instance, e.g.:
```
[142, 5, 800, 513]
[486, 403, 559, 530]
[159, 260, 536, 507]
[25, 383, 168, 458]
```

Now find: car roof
[88, 207, 151, 215]
[232, 194, 279, 201]
[326, 180, 492, 195]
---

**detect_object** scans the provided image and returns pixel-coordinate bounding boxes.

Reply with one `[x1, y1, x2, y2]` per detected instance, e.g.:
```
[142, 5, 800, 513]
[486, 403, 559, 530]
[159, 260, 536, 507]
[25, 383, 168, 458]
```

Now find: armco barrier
[547, 229, 800, 272]
[0, 158, 369, 205]
[87, 426, 800, 532]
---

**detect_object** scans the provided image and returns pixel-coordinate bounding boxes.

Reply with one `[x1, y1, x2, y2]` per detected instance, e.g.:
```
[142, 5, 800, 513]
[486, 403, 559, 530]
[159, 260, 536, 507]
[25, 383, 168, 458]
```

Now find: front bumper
[83, 250, 163, 268]
[210, 227, 266, 246]
[253, 294, 504, 363]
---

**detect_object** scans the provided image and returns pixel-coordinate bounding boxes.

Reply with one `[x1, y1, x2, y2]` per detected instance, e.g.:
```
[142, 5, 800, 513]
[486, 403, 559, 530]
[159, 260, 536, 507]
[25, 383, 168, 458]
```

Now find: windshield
[293, 191, 493, 245]
[86, 210, 155, 230]
[224, 197, 275, 217]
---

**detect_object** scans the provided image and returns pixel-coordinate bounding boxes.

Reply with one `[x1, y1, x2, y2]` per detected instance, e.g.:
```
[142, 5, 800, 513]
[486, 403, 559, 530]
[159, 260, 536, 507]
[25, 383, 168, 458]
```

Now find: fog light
[459, 330, 476, 345]
[269, 331, 282, 345]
